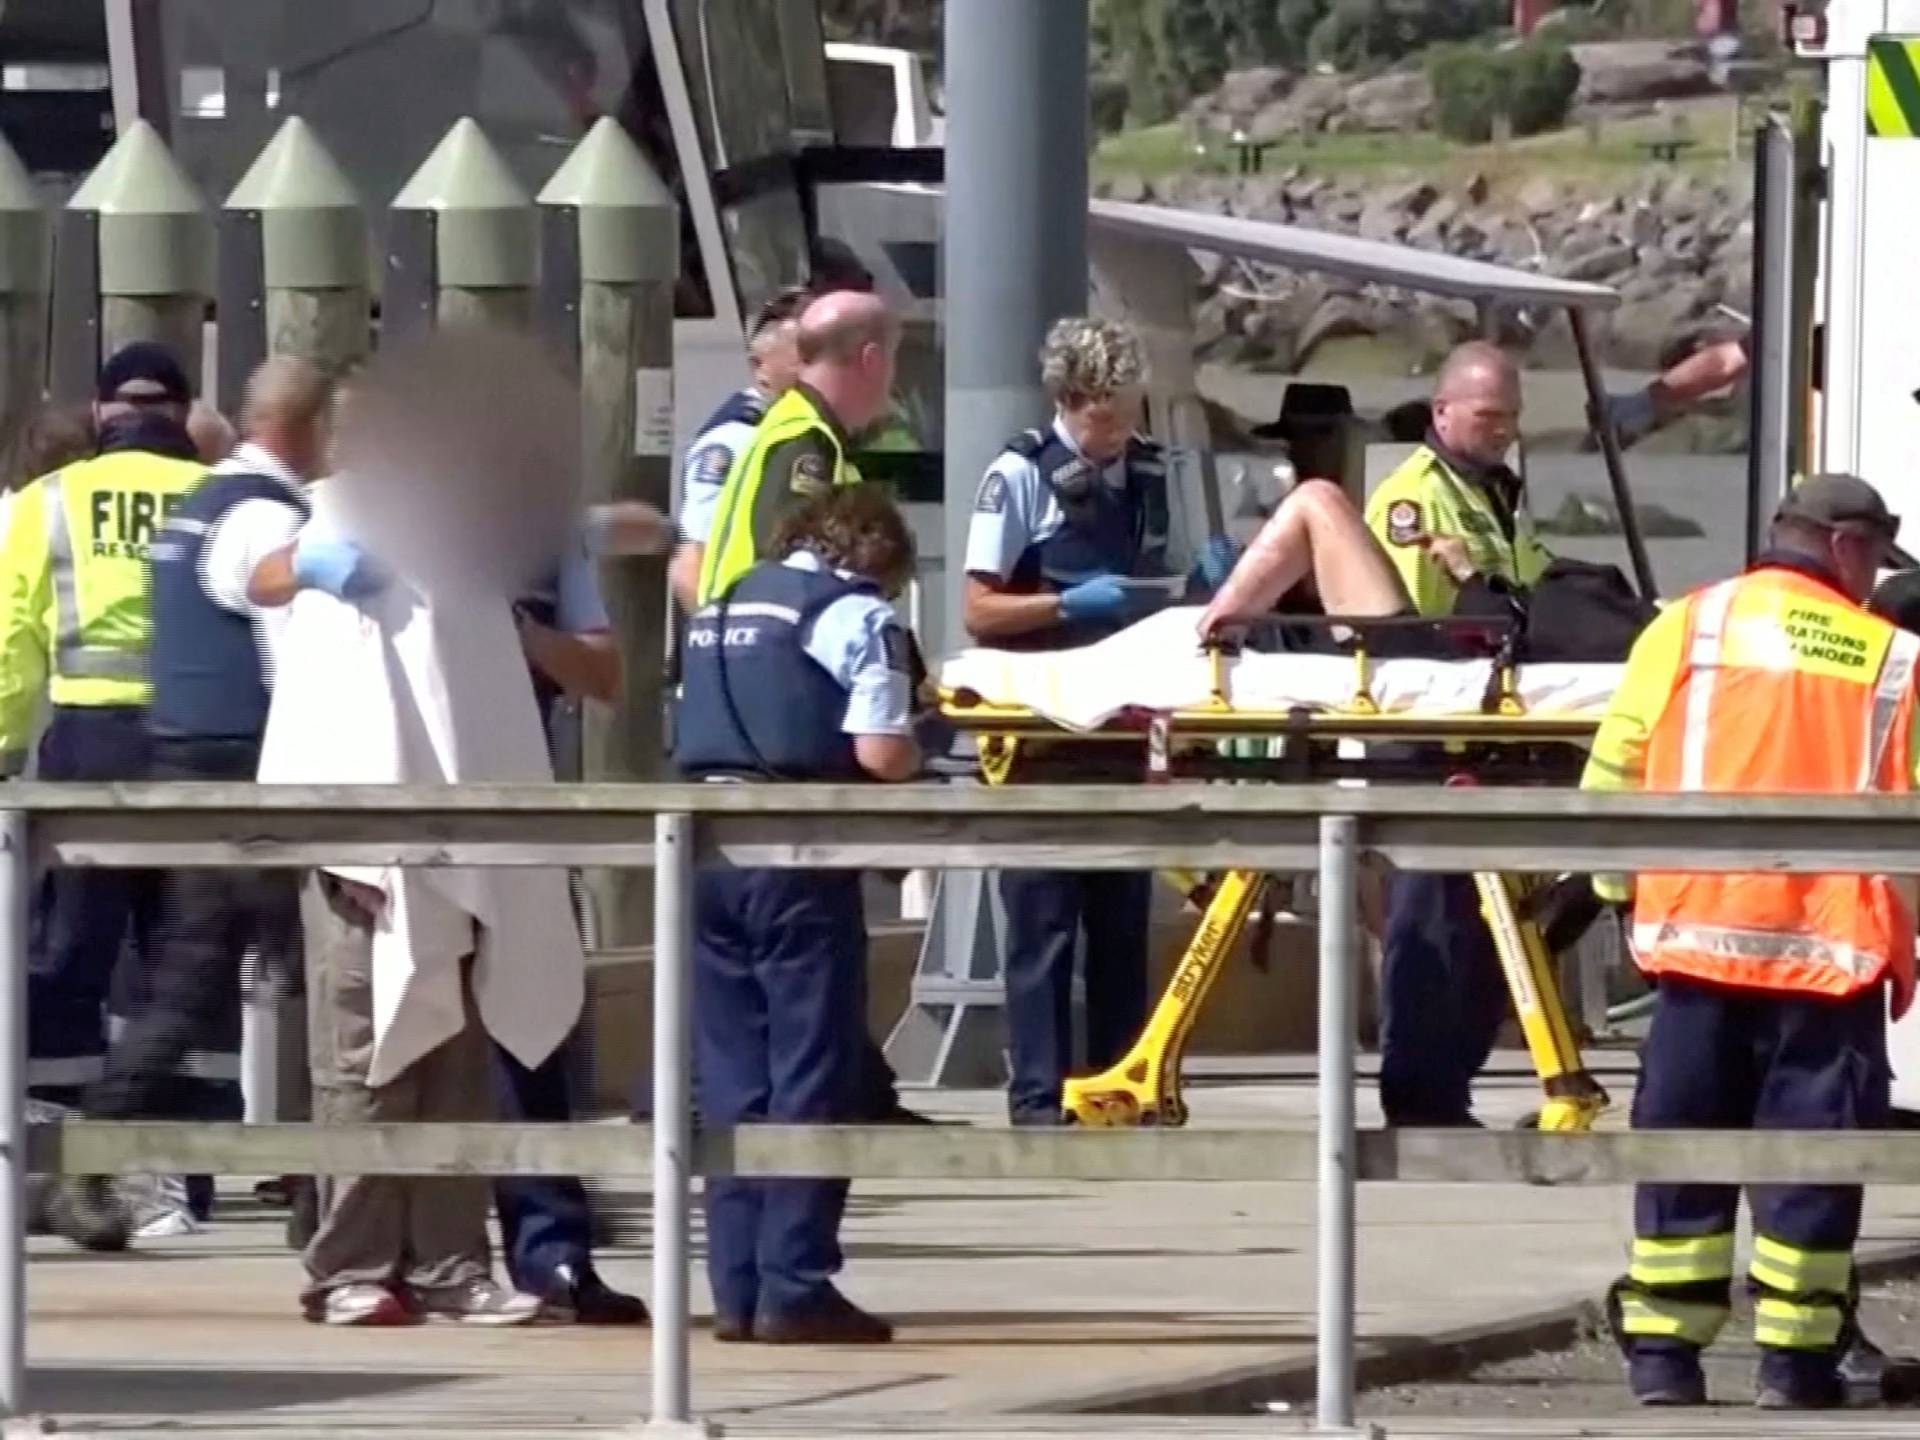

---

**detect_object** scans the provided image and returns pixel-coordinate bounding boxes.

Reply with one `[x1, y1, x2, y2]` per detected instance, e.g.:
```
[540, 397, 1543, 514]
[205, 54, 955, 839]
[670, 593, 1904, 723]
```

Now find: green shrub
[1426, 43, 1506, 142]
[1090, 72, 1133, 134]
[1504, 40, 1582, 136]
[1426, 38, 1583, 143]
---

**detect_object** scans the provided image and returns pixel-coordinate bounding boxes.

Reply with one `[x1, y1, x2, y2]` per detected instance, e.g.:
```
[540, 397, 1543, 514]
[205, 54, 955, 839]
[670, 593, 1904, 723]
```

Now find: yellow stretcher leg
[1062, 870, 1267, 1127]
[1469, 871, 1611, 1133]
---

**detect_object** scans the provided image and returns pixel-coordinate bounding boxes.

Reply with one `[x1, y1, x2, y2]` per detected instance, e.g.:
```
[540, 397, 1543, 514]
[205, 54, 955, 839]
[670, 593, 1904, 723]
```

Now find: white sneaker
[307, 1283, 410, 1327]
[133, 1205, 198, 1239]
[414, 1277, 543, 1327]
[127, 1175, 198, 1238]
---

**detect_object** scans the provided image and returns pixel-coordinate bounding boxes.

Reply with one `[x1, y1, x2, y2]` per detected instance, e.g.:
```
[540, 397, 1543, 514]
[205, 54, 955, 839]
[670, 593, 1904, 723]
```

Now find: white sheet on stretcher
[941, 606, 1623, 733]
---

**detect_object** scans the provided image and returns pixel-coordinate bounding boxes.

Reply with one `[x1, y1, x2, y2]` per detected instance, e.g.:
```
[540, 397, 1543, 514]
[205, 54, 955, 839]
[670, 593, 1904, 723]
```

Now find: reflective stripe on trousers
[1628, 1231, 1734, 1287]
[42, 474, 147, 683]
[104, 1013, 242, 1082]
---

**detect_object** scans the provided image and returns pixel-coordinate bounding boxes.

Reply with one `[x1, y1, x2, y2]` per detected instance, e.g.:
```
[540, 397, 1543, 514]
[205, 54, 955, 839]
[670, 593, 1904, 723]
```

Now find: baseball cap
[1774, 472, 1901, 544]
[96, 342, 191, 405]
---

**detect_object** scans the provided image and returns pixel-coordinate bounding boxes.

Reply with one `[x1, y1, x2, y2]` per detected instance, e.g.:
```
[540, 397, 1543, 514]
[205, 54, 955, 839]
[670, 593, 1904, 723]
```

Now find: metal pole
[918, 0, 1091, 1079]
[650, 811, 694, 1425]
[0, 812, 27, 1419]
[1316, 814, 1358, 1430]
[1747, 114, 1797, 565]
[1568, 309, 1657, 599]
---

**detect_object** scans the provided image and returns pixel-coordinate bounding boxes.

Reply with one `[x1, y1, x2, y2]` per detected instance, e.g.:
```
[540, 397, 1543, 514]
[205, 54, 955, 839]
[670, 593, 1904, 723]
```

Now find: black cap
[96, 342, 191, 406]
[1775, 472, 1900, 543]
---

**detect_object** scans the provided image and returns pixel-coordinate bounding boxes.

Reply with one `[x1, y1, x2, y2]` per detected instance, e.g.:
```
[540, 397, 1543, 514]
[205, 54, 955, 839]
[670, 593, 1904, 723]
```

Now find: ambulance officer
[1585, 474, 1912, 1411]
[0, 344, 209, 1120]
[694, 291, 898, 605]
[1363, 341, 1549, 1126]
[675, 485, 920, 1344]
[960, 317, 1172, 1125]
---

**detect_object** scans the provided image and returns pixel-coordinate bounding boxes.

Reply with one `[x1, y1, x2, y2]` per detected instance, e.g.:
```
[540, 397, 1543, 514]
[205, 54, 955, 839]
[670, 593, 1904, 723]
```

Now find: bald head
[1432, 342, 1522, 466]
[796, 291, 900, 434]
[241, 355, 336, 480]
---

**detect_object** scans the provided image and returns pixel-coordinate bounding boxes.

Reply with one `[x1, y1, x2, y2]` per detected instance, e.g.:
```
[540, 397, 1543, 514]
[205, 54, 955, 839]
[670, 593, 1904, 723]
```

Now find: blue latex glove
[292, 536, 387, 600]
[1058, 574, 1131, 624]
[1602, 387, 1660, 449]
[1189, 534, 1242, 595]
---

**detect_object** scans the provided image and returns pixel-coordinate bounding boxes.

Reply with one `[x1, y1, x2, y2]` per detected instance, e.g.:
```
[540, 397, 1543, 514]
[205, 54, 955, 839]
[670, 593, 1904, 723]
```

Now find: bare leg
[1198, 479, 1408, 636]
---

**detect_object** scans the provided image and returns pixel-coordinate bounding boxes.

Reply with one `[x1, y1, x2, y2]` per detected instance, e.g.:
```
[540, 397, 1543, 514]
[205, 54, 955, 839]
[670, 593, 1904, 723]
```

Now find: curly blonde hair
[1039, 317, 1145, 406]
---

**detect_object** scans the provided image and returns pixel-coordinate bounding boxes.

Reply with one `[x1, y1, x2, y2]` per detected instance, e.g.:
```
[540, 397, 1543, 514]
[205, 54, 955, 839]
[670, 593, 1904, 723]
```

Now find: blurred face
[1059, 385, 1145, 464]
[1432, 368, 1522, 468]
[749, 321, 801, 396]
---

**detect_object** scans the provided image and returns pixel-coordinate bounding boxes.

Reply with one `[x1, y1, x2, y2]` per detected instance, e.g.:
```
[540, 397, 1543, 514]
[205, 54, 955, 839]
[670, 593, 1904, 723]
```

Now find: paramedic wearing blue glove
[961, 317, 1171, 1125]
[1364, 342, 1544, 1126]
[491, 525, 648, 1326]
[675, 485, 920, 1345]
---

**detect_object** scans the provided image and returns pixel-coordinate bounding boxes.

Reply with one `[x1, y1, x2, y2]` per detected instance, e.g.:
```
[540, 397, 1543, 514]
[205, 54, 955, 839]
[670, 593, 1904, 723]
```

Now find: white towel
[257, 492, 584, 1086]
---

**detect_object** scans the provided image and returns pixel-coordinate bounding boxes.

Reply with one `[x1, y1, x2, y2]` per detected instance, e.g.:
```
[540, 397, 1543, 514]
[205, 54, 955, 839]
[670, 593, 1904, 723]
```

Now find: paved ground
[20, 1053, 1920, 1437]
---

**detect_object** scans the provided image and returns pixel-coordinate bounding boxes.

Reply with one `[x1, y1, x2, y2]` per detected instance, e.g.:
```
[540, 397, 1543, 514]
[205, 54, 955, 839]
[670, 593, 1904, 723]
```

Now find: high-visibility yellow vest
[1365, 444, 1552, 616]
[0, 449, 205, 767]
[697, 387, 850, 605]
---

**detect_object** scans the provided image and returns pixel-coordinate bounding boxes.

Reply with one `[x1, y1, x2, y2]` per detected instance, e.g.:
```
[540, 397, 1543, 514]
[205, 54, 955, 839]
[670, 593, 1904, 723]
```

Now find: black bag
[1455, 558, 1656, 664]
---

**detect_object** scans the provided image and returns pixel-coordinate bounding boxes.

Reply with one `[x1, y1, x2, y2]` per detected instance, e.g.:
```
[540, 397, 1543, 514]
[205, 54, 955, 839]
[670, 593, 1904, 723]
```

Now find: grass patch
[1094, 95, 1761, 188]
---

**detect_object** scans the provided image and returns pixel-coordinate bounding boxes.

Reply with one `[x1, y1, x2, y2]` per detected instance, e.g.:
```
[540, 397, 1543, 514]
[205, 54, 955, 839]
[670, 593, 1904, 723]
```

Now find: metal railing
[8, 782, 1920, 1434]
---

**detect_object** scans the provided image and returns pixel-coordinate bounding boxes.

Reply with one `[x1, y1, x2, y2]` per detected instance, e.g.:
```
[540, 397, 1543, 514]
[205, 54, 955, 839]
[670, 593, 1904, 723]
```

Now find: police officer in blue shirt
[676, 485, 920, 1345]
[961, 317, 1173, 1125]
[493, 527, 649, 1325]
[668, 286, 812, 612]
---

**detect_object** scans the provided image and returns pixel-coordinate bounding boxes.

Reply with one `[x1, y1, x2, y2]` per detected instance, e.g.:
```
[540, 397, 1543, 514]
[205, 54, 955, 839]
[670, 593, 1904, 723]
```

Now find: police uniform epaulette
[1003, 429, 1049, 461]
[700, 388, 768, 433]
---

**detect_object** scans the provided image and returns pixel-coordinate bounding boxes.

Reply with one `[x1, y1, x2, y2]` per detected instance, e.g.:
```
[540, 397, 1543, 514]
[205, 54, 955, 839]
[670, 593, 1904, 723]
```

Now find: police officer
[668, 286, 811, 612]
[960, 317, 1172, 1125]
[1585, 474, 1912, 1410]
[695, 291, 899, 605]
[1362, 341, 1547, 1127]
[0, 344, 209, 1126]
[676, 485, 920, 1344]
[491, 525, 648, 1325]
[52, 358, 358, 1249]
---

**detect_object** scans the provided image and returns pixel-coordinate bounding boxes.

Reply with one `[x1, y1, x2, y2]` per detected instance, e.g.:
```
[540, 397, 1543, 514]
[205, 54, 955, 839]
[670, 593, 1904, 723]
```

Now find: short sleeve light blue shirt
[785, 549, 912, 737]
[962, 416, 1131, 581]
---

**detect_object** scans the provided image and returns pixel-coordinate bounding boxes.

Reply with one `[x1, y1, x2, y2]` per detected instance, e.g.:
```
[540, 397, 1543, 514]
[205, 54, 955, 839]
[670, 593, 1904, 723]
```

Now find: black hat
[96, 342, 191, 405]
[1775, 472, 1901, 543]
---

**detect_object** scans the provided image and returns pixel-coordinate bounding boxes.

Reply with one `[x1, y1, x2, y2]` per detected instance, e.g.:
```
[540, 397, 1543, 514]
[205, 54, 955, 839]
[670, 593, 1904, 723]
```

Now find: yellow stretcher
[939, 631, 1614, 1133]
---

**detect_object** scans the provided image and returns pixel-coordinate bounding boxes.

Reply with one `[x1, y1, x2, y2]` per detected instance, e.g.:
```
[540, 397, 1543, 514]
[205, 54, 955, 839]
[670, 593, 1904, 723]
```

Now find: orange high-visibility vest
[1632, 565, 1920, 999]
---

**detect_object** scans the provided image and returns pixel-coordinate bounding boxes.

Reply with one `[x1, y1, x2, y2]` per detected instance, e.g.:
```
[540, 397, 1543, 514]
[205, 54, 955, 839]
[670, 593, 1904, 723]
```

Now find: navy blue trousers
[29, 707, 159, 1099]
[1000, 869, 1152, 1123]
[694, 866, 867, 1324]
[491, 1033, 594, 1290]
[1377, 871, 1509, 1125]
[1631, 974, 1888, 1377]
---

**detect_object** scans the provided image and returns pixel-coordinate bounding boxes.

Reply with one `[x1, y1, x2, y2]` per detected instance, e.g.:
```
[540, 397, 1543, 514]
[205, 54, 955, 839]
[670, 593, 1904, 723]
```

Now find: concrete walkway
[21, 1055, 1920, 1436]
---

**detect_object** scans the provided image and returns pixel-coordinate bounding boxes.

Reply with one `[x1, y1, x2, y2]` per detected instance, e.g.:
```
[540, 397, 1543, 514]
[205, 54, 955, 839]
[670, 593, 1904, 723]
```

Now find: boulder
[1517, 176, 1562, 218]
[1570, 40, 1719, 107]
[1407, 194, 1461, 248]
[1209, 66, 1298, 124]
[1555, 240, 1636, 284]
[1295, 293, 1376, 365]
[1344, 69, 1434, 133]
[1462, 171, 1490, 205]
[1251, 74, 1347, 138]
[1605, 279, 1712, 370]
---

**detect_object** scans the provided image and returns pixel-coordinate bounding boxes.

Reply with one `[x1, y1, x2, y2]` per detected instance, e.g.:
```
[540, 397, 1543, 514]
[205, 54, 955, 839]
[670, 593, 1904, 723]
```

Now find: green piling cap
[68, 119, 206, 217]
[67, 120, 209, 297]
[0, 129, 46, 295]
[391, 117, 533, 290]
[225, 116, 366, 291]
[537, 117, 677, 286]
